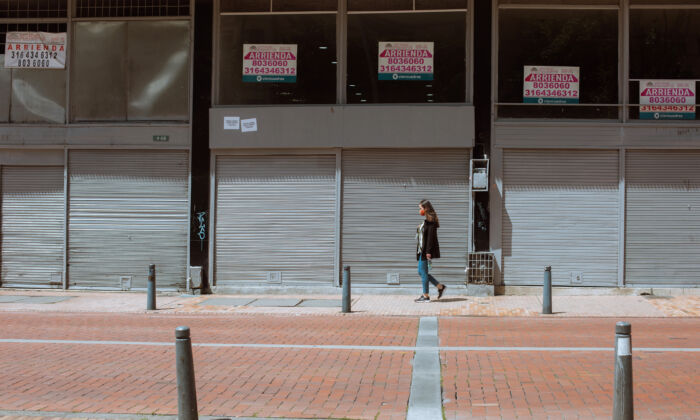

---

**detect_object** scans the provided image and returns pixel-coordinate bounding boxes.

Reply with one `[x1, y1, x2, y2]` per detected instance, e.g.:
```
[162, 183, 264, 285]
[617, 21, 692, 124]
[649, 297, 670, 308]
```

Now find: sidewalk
[0, 289, 698, 317]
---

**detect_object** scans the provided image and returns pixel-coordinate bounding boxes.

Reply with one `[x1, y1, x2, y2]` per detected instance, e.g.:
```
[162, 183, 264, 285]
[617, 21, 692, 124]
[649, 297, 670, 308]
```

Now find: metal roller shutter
[626, 150, 700, 286]
[1, 166, 64, 288]
[214, 155, 336, 286]
[503, 149, 619, 286]
[342, 149, 470, 286]
[68, 150, 189, 290]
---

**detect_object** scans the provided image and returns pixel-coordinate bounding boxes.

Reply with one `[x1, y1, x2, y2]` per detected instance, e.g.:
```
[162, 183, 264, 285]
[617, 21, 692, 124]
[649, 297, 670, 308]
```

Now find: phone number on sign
[243, 67, 296, 75]
[641, 105, 695, 112]
[379, 65, 433, 73]
[9, 51, 59, 60]
[524, 89, 578, 97]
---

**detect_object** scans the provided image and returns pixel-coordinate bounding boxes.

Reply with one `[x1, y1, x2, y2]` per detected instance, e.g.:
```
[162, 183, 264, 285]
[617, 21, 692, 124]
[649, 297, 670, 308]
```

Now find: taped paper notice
[241, 118, 258, 133]
[224, 116, 240, 130]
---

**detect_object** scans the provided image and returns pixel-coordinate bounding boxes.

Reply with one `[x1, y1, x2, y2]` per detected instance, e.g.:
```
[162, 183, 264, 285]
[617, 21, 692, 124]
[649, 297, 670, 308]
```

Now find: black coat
[417, 220, 441, 260]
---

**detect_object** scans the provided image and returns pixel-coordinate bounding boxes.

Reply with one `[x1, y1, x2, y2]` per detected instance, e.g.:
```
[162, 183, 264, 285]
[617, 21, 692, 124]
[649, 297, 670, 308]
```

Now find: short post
[542, 266, 552, 314]
[147, 264, 156, 310]
[613, 322, 633, 420]
[175, 326, 198, 420]
[342, 265, 351, 313]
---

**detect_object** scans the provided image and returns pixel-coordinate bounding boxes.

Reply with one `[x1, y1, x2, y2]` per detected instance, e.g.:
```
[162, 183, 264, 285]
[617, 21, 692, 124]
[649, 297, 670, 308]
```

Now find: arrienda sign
[639, 80, 696, 120]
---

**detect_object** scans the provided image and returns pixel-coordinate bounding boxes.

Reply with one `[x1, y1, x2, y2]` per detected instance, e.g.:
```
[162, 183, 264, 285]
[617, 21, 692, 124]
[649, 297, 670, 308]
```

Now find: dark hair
[419, 199, 440, 228]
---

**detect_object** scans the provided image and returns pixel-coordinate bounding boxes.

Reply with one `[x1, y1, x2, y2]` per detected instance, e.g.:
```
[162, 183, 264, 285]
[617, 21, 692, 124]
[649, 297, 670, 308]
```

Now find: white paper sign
[523, 65, 579, 104]
[224, 116, 240, 130]
[243, 44, 297, 83]
[639, 79, 695, 120]
[378, 42, 434, 81]
[241, 118, 258, 133]
[4, 32, 66, 69]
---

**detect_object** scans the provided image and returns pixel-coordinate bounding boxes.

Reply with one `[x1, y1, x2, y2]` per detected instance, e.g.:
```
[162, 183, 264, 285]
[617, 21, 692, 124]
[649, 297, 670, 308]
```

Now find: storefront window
[71, 20, 190, 121]
[629, 9, 700, 120]
[218, 14, 337, 105]
[498, 9, 618, 119]
[346, 12, 466, 103]
[0, 23, 67, 123]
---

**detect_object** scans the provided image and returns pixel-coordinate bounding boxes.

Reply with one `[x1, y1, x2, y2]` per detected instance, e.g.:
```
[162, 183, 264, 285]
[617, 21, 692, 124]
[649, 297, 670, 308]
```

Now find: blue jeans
[418, 255, 439, 295]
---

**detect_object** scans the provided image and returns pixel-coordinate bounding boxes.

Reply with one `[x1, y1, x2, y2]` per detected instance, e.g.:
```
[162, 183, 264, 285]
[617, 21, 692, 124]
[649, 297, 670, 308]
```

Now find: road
[0, 312, 698, 419]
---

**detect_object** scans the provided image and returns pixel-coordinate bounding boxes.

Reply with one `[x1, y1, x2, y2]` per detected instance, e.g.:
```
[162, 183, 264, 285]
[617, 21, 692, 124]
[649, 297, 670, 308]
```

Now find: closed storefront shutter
[342, 149, 470, 286]
[214, 155, 336, 286]
[68, 150, 189, 290]
[1, 166, 64, 288]
[626, 150, 700, 286]
[503, 149, 619, 286]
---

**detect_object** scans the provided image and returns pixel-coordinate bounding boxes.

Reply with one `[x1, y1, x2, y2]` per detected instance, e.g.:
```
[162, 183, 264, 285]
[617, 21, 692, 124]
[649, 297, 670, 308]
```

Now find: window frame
[212, 0, 474, 106]
[494, 0, 700, 123]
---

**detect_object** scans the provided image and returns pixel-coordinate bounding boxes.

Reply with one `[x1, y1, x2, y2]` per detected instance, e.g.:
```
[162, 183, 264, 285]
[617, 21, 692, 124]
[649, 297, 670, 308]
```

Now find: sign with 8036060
[242, 44, 297, 83]
[523, 65, 579, 104]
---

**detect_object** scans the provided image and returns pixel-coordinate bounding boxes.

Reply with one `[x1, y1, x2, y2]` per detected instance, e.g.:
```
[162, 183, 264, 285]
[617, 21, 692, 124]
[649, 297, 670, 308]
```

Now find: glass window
[0, 0, 68, 18]
[0, 23, 67, 123]
[629, 10, 700, 120]
[72, 21, 190, 121]
[498, 9, 618, 119]
[218, 14, 336, 105]
[347, 12, 466, 103]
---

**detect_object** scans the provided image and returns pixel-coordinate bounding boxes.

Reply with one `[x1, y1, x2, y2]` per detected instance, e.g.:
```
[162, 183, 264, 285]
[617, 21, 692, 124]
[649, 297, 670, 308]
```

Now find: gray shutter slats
[68, 150, 188, 290]
[342, 150, 470, 286]
[503, 150, 619, 286]
[626, 150, 700, 286]
[214, 155, 336, 286]
[1, 166, 64, 287]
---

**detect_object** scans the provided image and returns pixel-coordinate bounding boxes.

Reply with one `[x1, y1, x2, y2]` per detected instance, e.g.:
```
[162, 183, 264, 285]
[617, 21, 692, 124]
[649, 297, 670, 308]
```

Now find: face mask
[419, 209, 426, 216]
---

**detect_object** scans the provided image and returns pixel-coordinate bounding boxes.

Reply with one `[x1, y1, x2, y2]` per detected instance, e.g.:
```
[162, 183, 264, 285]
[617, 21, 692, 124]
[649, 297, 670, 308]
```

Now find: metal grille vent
[0, 23, 66, 51]
[74, 0, 190, 18]
[0, 0, 68, 19]
[467, 252, 494, 285]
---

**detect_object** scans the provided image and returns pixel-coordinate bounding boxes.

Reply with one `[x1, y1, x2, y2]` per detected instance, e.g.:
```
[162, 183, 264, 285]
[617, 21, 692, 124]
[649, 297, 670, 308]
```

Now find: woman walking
[415, 199, 446, 303]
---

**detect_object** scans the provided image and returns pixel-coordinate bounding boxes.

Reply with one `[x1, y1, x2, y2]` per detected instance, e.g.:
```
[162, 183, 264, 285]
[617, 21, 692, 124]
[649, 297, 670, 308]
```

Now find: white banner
[4, 32, 66, 69]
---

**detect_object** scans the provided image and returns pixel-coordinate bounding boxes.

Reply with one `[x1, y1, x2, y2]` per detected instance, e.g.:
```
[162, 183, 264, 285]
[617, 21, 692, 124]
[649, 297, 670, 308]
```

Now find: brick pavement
[439, 317, 700, 348]
[0, 343, 411, 420]
[440, 351, 699, 420]
[0, 312, 698, 419]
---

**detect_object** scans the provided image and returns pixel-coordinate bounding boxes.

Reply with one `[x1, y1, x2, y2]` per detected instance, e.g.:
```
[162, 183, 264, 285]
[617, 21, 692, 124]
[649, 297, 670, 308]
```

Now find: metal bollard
[147, 264, 156, 310]
[342, 265, 351, 313]
[176, 326, 199, 420]
[542, 266, 552, 314]
[613, 322, 633, 420]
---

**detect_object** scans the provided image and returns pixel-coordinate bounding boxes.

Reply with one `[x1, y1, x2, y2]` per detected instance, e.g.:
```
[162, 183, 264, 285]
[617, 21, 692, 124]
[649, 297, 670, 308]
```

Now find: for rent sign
[4, 32, 66, 69]
[378, 42, 433, 81]
[523, 66, 579, 104]
[639, 80, 695, 120]
[242, 44, 297, 83]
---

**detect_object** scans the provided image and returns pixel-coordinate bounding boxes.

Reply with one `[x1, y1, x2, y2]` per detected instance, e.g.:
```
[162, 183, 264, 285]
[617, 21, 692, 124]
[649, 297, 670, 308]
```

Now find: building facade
[0, 0, 698, 292]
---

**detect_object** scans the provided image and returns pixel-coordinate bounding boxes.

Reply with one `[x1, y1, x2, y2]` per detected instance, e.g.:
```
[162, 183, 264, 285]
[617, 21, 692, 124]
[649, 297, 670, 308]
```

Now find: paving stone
[197, 298, 255, 307]
[0, 296, 29, 303]
[20, 296, 74, 304]
[297, 299, 341, 308]
[248, 298, 301, 307]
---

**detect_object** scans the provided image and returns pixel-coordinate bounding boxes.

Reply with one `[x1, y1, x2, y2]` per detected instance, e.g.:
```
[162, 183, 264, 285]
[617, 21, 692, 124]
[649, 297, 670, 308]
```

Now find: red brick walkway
[0, 312, 698, 419]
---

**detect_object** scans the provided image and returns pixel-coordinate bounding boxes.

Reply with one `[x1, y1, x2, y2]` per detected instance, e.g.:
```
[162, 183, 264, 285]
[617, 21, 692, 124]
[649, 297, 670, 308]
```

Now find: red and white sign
[242, 44, 297, 83]
[378, 42, 434, 81]
[523, 66, 579, 104]
[4, 32, 66, 69]
[639, 80, 695, 120]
